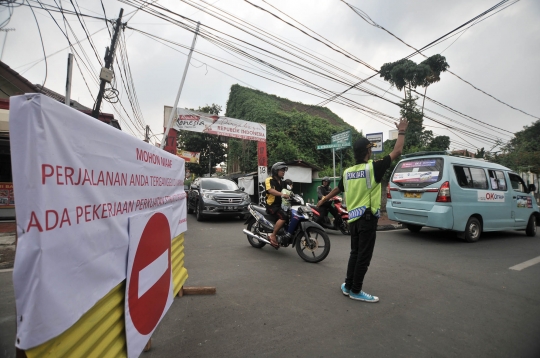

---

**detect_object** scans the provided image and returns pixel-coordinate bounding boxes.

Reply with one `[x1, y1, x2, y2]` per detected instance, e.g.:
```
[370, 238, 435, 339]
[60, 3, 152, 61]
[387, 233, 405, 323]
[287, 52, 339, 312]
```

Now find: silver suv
[188, 178, 251, 221]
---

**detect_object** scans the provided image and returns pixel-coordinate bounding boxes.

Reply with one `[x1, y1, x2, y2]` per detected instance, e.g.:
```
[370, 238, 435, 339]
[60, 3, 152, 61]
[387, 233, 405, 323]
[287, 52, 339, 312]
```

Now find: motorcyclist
[265, 162, 290, 249]
[317, 177, 339, 226]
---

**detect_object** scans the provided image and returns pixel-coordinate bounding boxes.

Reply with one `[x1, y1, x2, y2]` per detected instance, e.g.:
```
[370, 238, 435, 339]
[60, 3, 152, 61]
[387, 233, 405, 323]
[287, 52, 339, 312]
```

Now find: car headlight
[202, 193, 215, 200]
[243, 194, 250, 201]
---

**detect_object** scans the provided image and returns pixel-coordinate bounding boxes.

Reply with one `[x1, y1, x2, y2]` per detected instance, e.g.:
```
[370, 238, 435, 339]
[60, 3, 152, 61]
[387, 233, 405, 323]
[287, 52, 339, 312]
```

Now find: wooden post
[177, 286, 216, 297]
[143, 339, 152, 352]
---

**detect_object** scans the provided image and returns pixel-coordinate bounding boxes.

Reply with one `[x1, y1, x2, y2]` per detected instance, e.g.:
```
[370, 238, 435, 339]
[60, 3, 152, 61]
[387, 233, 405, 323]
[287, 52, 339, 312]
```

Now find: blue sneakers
[340, 283, 350, 296]
[349, 290, 379, 303]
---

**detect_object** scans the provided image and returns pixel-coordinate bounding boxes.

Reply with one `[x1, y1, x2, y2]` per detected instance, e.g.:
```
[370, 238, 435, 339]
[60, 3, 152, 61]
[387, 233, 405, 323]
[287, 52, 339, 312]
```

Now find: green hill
[225, 84, 363, 174]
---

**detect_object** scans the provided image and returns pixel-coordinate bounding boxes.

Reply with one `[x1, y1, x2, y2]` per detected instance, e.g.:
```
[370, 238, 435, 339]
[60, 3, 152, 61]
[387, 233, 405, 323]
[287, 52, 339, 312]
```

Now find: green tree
[475, 147, 485, 159]
[380, 55, 449, 152]
[225, 85, 362, 174]
[493, 120, 540, 173]
[419, 54, 450, 114]
[176, 103, 227, 177]
[427, 135, 450, 151]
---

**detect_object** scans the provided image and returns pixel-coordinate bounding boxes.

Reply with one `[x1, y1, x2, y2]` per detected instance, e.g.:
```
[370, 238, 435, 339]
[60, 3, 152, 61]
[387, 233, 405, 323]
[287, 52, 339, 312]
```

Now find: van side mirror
[239, 187, 245, 191]
[529, 184, 536, 193]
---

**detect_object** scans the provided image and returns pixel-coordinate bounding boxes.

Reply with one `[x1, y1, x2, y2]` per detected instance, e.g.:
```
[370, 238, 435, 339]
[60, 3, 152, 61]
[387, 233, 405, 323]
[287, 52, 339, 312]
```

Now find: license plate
[226, 206, 235, 210]
[404, 192, 422, 199]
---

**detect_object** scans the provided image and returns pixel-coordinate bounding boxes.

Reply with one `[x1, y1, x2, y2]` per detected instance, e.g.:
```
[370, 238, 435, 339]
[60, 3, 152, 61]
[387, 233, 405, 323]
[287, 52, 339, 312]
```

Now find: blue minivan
[386, 152, 539, 242]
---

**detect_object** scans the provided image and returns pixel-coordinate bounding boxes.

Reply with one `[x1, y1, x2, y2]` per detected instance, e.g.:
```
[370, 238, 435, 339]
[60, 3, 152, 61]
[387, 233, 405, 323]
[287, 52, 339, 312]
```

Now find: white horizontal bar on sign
[509, 255, 540, 271]
[138, 249, 169, 298]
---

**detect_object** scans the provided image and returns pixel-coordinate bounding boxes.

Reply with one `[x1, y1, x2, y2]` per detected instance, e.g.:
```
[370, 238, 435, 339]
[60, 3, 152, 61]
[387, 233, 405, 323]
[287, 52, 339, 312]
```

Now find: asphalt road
[146, 215, 540, 358]
[1, 215, 540, 357]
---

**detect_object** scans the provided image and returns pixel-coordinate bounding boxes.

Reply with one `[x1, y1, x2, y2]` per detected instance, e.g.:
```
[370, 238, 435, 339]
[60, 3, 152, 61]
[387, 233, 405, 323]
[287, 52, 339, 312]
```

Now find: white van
[386, 152, 539, 242]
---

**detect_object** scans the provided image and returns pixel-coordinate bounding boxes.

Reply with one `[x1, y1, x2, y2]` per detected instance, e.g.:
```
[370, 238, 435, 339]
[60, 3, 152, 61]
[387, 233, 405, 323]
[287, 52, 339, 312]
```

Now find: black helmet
[322, 176, 330, 183]
[271, 162, 288, 177]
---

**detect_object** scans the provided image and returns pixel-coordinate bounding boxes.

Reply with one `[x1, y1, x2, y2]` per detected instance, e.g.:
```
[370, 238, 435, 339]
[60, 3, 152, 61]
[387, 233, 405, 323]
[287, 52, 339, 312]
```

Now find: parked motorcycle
[307, 196, 350, 235]
[243, 193, 331, 263]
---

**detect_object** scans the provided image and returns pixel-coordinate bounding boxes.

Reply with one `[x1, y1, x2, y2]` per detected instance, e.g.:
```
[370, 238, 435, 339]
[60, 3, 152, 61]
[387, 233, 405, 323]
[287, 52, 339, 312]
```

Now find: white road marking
[0, 268, 13, 273]
[138, 249, 169, 298]
[509, 256, 540, 271]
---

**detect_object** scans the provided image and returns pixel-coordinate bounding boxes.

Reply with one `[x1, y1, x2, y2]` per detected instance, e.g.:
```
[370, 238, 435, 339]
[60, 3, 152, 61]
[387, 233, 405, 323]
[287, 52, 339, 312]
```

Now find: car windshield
[201, 179, 239, 190]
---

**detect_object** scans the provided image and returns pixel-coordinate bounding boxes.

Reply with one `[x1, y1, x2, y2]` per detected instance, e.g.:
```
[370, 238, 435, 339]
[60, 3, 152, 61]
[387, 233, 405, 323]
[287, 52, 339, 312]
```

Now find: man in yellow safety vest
[318, 118, 408, 302]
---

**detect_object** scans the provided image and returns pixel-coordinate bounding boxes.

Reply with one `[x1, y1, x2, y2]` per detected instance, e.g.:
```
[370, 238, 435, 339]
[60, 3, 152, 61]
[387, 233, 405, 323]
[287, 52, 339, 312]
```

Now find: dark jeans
[345, 215, 379, 294]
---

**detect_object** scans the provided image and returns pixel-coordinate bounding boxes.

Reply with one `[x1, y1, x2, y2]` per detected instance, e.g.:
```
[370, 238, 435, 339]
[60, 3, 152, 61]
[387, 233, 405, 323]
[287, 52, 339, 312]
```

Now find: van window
[488, 170, 507, 191]
[508, 173, 527, 193]
[454, 166, 488, 189]
[392, 158, 444, 188]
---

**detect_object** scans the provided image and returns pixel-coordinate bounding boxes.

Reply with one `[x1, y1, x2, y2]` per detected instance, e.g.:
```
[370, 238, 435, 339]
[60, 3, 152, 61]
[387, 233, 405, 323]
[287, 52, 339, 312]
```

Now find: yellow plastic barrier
[25, 233, 188, 358]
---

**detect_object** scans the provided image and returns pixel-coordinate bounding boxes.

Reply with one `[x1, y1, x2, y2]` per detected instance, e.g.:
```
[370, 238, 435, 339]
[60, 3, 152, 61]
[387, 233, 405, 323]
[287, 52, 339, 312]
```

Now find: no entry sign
[126, 207, 175, 357]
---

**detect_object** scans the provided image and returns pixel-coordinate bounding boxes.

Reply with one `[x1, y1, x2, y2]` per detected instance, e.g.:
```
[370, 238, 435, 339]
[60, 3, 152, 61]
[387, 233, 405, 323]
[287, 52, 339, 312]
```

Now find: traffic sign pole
[317, 137, 351, 186]
[332, 147, 336, 187]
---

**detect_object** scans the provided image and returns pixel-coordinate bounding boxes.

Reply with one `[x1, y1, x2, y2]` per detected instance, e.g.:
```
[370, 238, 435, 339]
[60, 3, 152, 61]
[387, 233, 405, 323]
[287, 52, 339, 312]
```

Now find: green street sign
[317, 143, 349, 150]
[331, 130, 351, 147]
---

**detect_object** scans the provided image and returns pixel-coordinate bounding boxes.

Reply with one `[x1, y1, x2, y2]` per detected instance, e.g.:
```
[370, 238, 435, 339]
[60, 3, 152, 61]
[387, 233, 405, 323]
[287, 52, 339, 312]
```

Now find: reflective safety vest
[343, 160, 381, 223]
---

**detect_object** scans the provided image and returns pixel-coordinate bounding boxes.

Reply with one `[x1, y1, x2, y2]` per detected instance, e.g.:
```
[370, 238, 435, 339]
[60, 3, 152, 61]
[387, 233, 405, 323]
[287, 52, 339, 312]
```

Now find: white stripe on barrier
[138, 249, 169, 298]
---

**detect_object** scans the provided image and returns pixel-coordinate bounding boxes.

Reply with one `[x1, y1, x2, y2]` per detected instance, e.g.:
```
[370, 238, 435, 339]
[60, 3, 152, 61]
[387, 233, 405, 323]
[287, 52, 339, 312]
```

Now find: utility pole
[144, 125, 150, 143]
[65, 53, 73, 106]
[332, 148, 336, 187]
[0, 28, 15, 61]
[209, 151, 213, 177]
[161, 22, 200, 149]
[92, 9, 124, 119]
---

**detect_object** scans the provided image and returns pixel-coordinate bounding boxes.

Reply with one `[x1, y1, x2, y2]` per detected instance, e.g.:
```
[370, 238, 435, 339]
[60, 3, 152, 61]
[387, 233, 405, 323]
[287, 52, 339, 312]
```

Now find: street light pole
[161, 22, 200, 149]
[208, 151, 213, 176]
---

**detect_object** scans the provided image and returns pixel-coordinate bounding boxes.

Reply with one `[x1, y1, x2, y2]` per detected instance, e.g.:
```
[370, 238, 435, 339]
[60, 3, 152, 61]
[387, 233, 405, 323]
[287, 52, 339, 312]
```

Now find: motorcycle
[243, 193, 331, 263]
[307, 196, 350, 235]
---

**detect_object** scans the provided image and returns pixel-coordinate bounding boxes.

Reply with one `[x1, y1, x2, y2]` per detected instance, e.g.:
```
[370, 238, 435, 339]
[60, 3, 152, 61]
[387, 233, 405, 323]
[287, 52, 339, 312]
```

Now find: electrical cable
[0, 0, 23, 29]
[242, 0, 521, 132]
[125, 14, 506, 148]
[23, 0, 109, 21]
[189, 0, 512, 143]
[99, 0, 112, 37]
[210, 0, 511, 141]
[25, 0, 47, 88]
[34, 0, 101, 86]
[27, 1, 145, 138]
[51, 0, 511, 147]
[342, 0, 537, 120]
[68, 0, 103, 66]
[132, 25, 503, 147]
[16, 27, 108, 73]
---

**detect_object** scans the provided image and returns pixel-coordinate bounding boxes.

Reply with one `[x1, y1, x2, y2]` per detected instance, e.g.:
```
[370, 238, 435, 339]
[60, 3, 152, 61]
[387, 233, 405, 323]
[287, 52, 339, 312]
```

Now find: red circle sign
[128, 212, 171, 335]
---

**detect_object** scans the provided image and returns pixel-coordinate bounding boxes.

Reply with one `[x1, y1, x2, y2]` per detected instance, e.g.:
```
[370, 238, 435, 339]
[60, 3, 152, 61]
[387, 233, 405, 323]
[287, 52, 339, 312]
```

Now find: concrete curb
[377, 223, 403, 231]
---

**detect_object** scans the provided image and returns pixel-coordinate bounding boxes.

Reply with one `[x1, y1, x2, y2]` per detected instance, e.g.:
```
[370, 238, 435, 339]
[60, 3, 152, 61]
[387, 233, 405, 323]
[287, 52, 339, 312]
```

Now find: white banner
[238, 176, 255, 195]
[165, 107, 266, 142]
[284, 166, 313, 183]
[126, 207, 175, 358]
[10, 94, 187, 349]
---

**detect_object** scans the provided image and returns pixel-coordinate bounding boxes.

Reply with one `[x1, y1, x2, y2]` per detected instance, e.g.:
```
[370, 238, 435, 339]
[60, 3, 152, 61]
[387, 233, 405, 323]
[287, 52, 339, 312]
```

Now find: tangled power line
[15, 0, 537, 152]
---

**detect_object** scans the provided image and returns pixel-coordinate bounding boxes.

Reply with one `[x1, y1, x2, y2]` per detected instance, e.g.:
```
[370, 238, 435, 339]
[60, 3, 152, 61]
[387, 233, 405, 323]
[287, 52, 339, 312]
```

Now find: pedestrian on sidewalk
[317, 118, 408, 302]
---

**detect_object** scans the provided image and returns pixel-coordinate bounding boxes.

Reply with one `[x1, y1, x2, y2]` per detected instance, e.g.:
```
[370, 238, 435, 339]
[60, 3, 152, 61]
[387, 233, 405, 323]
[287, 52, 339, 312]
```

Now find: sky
[3, 0, 540, 153]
